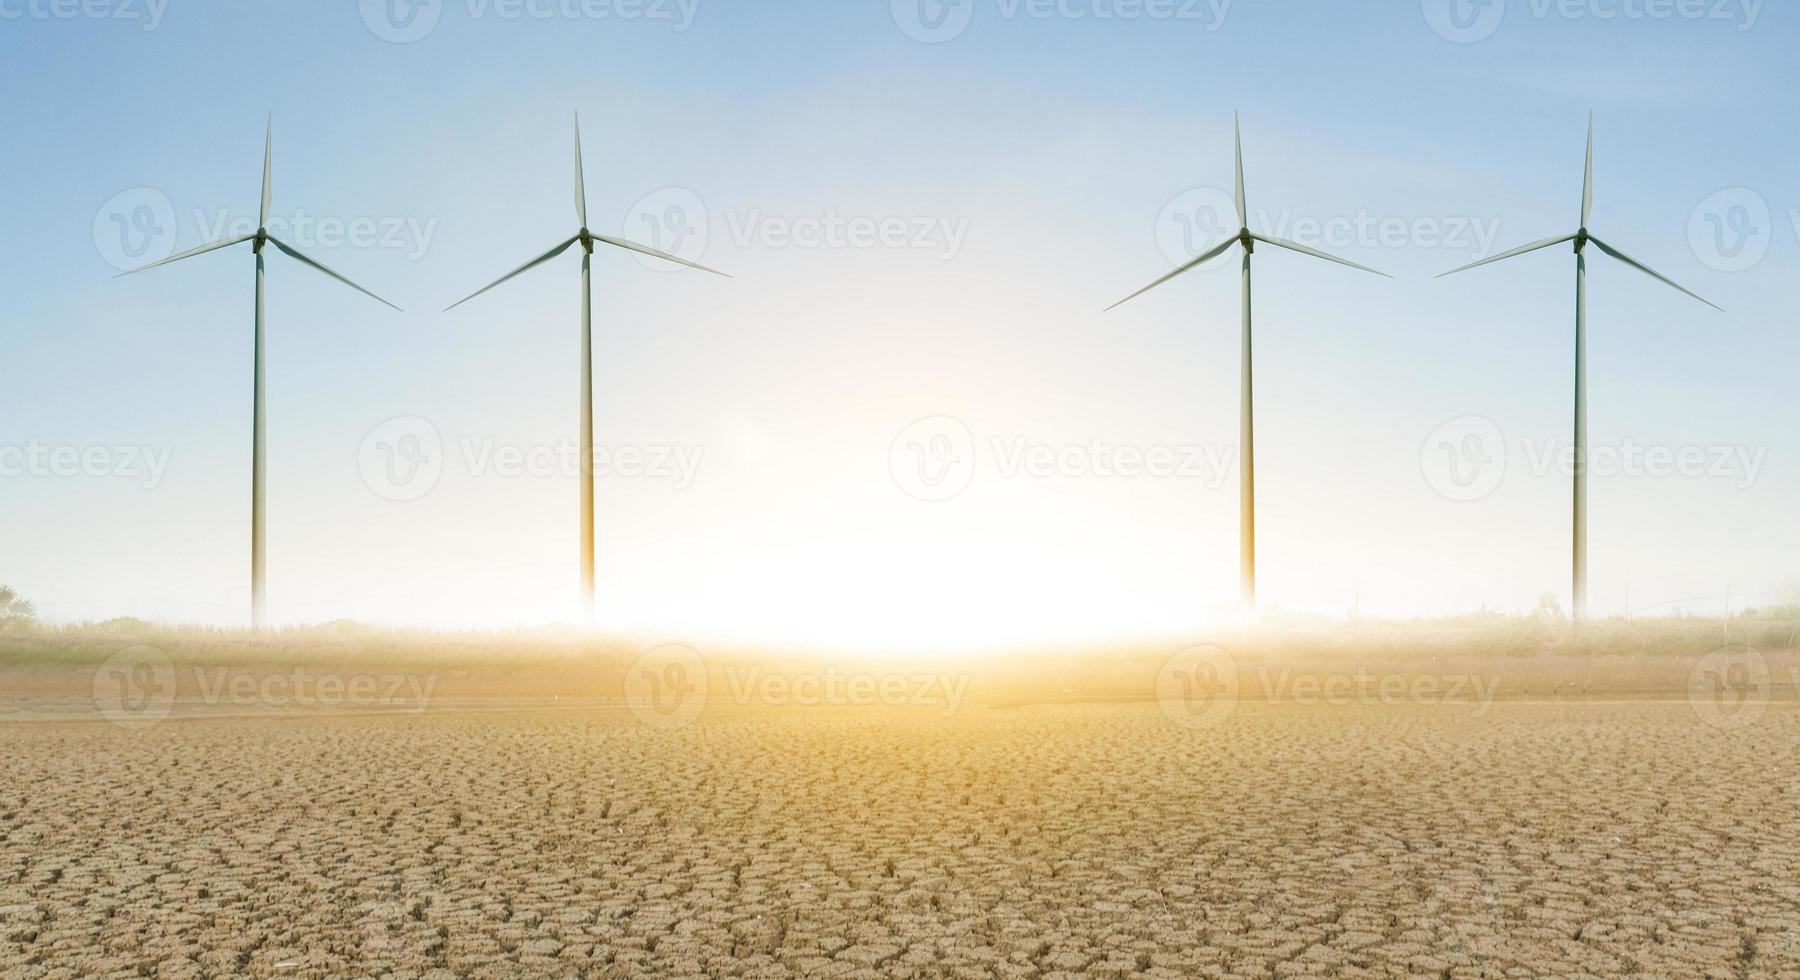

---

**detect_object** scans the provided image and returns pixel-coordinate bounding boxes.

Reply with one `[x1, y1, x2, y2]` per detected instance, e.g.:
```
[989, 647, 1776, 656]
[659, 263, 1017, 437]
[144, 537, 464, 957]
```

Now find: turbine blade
[1436, 233, 1576, 278]
[113, 234, 255, 278]
[443, 234, 581, 311]
[261, 113, 273, 229]
[1251, 234, 1391, 277]
[1588, 236, 1721, 312]
[267, 235, 403, 312]
[1233, 112, 1246, 229]
[591, 233, 732, 277]
[1581, 112, 1594, 227]
[574, 112, 588, 228]
[1103, 236, 1241, 312]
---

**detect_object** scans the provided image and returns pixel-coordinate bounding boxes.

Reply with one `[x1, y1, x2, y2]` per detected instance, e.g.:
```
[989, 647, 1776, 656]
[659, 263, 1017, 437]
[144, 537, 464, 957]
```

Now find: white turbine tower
[445, 113, 730, 627]
[117, 116, 403, 630]
[1438, 114, 1720, 622]
[1107, 114, 1390, 612]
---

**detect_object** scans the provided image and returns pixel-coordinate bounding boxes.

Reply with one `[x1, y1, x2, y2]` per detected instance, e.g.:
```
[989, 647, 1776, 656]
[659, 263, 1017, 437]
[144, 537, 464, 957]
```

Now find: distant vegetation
[0, 608, 1794, 706]
[0, 586, 36, 632]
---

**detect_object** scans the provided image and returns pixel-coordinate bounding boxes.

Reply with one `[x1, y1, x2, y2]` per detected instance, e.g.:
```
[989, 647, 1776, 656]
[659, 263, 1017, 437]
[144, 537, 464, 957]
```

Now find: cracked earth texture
[2, 701, 1797, 978]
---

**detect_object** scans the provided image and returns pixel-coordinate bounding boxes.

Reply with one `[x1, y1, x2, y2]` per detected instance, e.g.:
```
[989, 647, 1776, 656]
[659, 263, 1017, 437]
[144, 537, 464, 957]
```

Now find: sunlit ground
[2, 615, 1797, 975]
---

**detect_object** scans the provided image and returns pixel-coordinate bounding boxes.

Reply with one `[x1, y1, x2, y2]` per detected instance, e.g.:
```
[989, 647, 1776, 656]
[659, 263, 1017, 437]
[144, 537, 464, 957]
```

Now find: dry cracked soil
[2, 701, 1797, 978]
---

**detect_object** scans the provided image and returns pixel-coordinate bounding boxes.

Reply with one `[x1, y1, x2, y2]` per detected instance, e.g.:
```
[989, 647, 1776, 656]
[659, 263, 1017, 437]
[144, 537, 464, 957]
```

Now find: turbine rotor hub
[1574, 228, 1590, 252]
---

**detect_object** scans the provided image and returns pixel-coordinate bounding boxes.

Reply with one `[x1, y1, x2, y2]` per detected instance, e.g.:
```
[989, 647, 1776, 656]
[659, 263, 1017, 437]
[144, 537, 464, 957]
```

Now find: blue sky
[2, 0, 1796, 642]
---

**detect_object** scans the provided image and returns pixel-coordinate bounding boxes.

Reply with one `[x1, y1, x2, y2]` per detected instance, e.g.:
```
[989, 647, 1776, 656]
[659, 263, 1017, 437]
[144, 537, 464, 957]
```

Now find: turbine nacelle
[1104, 115, 1387, 313]
[443, 112, 732, 312]
[1438, 115, 1718, 312]
[115, 116, 403, 312]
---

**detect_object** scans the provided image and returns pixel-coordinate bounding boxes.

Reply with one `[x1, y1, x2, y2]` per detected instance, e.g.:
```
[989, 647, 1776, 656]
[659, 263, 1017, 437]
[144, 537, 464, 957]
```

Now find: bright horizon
[3, 2, 1797, 649]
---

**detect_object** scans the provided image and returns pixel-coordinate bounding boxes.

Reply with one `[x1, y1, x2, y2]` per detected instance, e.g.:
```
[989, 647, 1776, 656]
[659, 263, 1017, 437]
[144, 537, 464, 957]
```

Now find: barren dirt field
[2, 699, 1798, 979]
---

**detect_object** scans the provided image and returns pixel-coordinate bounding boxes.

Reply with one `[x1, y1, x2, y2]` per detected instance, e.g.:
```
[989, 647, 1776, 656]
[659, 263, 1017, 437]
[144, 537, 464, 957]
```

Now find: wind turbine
[1437, 114, 1720, 622]
[444, 113, 730, 626]
[117, 116, 402, 630]
[1106, 114, 1390, 612]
